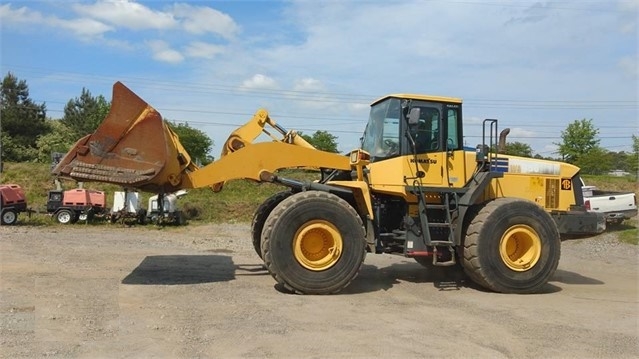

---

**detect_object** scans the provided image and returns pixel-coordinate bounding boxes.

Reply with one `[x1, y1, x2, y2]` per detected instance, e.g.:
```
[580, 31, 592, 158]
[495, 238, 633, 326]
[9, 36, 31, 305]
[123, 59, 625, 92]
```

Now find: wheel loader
[52, 82, 605, 295]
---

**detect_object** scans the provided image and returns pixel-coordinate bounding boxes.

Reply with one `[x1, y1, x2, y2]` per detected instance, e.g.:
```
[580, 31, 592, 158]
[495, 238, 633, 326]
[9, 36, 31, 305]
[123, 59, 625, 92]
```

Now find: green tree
[1, 72, 48, 162]
[608, 151, 630, 172]
[502, 141, 533, 157]
[167, 122, 213, 165]
[61, 88, 110, 140]
[35, 120, 76, 163]
[300, 130, 339, 153]
[630, 135, 639, 176]
[555, 119, 600, 163]
[574, 146, 612, 175]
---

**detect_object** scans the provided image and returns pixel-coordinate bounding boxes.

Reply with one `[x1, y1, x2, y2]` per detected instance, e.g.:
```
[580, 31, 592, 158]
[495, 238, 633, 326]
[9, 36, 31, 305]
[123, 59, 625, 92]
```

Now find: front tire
[261, 191, 366, 294]
[462, 198, 560, 294]
[1, 209, 18, 225]
[251, 191, 292, 259]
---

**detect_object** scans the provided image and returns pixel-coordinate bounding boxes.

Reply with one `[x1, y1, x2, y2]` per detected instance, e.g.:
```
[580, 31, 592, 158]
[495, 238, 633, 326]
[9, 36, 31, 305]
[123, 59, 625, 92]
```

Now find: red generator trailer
[0, 184, 29, 225]
[46, 188, 107, 224]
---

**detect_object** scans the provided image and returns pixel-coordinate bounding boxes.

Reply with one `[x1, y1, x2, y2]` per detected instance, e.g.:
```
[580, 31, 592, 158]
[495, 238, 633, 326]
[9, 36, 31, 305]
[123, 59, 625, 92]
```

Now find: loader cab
[361, 95, 463, 162]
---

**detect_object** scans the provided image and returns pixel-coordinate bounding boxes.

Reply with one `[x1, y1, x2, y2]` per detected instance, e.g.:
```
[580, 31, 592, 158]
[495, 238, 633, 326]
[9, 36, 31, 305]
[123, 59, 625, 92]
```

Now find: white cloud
[349, 103, 369, 112]
[172, 3, 239, 38]
[463, 116, 485, 125]
[0, 4, 42, 23]
[185, 41, 225, 59]
[293, 78, 324, 92]
[51, 17, 114, 38]
[147, 40, 184, 64]
[0, 1, 239, 64]
[241, 74, 278, 90]
[73, 0, 176, 31]
[508, 128, 537, 138]
[618, 56, 638, 78]
[542, 144, 559, 155]
[617, 0, 638, 34]
[0, 3, 113, 38]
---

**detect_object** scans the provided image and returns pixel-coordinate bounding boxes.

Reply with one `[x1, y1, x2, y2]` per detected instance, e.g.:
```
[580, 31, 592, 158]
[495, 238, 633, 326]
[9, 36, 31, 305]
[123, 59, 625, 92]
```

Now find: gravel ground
[1, 222, 637, 359]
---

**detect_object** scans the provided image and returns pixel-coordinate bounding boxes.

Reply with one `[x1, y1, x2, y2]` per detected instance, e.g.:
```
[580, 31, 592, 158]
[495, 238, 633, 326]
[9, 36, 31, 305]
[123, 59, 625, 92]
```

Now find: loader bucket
[52, 82, 196, 193]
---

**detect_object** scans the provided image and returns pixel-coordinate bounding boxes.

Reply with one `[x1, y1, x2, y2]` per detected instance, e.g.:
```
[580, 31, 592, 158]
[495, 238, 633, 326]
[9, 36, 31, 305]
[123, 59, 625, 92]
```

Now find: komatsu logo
[410, 158, 437, 164]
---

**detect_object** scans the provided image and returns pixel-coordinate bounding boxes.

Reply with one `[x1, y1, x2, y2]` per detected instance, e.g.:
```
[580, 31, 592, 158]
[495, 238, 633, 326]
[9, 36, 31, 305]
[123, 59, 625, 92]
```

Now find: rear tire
[261, 191, 366, 294]
[251, 191, 292, 259]
[462, 198, 560, 294]
[56, 209, 74, 224]
[1, 209, 18, 225]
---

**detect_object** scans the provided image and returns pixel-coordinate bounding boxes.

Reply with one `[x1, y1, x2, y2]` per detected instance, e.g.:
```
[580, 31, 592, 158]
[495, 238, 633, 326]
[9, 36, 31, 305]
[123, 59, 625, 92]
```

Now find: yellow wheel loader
[53, 82, 605, 295]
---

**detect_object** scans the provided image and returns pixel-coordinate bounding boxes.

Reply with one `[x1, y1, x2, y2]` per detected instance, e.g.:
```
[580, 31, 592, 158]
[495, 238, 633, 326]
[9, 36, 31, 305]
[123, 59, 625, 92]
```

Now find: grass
[616, 219, 638, 245]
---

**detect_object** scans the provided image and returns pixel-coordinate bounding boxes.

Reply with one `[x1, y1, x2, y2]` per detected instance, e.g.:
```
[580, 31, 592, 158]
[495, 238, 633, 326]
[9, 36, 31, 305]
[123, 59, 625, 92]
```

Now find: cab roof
[371, 93, 463, 106]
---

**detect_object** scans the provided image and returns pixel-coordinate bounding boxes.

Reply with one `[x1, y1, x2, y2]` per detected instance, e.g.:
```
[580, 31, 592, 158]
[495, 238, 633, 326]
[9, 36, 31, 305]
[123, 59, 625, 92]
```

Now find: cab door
[406, 105, 445, 186]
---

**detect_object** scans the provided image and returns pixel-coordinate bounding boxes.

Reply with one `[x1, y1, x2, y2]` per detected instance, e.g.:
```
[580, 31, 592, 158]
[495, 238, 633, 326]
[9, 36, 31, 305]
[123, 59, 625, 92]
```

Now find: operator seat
[414, 123, 430, 153]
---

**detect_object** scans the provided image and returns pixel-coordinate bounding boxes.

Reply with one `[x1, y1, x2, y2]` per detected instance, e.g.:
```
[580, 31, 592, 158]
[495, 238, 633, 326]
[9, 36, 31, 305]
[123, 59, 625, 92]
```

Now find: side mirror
[407, 108, 421, 126]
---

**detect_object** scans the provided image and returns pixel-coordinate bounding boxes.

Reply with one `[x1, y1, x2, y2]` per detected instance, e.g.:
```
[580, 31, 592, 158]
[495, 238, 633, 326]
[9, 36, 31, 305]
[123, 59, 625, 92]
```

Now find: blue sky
[1, 0, 637, 157]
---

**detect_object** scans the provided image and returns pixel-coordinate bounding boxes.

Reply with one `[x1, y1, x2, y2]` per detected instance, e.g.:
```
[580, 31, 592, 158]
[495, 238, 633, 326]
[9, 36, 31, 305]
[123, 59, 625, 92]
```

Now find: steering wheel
[384, 139, 399, 155]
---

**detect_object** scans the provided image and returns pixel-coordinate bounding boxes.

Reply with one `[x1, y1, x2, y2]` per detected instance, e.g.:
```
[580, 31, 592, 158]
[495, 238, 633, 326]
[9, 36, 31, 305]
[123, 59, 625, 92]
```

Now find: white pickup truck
[582, 184, 637, 224]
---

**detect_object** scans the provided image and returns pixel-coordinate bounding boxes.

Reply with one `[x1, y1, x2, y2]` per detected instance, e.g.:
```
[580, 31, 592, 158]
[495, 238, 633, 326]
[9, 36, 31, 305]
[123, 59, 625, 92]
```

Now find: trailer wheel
[462, 198, 560, 294]
[137, 209, 147, 225]
[56, 209, 75, 224]
[251, 191, 292, 259]
[1, 209, 18, 225]
[261, 191, 366, 294]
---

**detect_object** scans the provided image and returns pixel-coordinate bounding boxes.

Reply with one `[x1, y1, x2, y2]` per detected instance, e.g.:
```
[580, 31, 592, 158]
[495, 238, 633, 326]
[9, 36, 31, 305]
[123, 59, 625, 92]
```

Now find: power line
[27, 101, 639, 131]
[7, 64, 638, 111]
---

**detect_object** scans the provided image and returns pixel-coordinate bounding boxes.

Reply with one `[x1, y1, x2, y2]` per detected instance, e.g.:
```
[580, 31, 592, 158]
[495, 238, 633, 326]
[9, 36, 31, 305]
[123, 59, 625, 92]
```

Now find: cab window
[361, 98, 401, 160]
[412, 106, 441, 154]
[446, 108, 460, 150]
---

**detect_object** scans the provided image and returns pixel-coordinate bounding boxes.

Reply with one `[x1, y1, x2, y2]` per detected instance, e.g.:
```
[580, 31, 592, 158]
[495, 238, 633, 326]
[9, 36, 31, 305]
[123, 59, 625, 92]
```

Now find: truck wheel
[462, 198, 560, 294]
[251, 191, 292, 259]
[56, 209, 74, 224]
[261, 191, 366, 294]
[1, 209, 18, 225]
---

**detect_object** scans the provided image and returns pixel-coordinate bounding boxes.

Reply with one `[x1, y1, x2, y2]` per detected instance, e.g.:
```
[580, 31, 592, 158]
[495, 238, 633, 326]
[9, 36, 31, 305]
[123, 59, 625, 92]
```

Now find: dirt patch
[1, 224, 637, 358]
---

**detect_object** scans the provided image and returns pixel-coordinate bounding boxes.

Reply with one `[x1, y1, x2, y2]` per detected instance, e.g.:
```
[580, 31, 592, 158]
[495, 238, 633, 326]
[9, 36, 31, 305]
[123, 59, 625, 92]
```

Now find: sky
[1, 0, 637, 158]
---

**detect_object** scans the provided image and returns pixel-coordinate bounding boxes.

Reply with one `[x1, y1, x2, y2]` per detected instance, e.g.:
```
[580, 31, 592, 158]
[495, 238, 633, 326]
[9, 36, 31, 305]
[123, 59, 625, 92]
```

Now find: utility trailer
[0, 184, 30, 225]
[46, 188, 108, 224]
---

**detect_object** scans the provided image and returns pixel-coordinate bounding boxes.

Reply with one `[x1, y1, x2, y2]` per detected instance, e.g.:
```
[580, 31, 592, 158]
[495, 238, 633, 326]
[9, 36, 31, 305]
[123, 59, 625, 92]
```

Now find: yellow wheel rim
[499, 224, 542, 272]
[293, 220, 343, 271]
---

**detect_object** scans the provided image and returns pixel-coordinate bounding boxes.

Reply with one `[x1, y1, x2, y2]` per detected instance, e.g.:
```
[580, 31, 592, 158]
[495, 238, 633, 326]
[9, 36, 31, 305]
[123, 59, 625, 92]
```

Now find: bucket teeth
[51, 81, 195, 193]
[68, 160, 156, 185]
